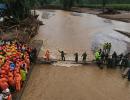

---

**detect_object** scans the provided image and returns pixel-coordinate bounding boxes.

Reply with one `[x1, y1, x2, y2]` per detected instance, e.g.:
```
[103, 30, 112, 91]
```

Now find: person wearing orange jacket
[2, 64, 10, 74]
[25, 56, 30, 70]
[7, 94, 12, 100]
[8, 72, 15, 92]
[14, 72, 22, 91]
[15, 61, 20, 69]
[45, 50, 50, 61]
[0, 78, 9, 91]
[0, 58, 3, 67]
[14, 67, 20, 75]
[1, 69, 6, 75]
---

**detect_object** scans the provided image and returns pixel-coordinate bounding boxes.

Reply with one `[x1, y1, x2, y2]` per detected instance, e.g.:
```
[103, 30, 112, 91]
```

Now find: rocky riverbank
[0, 15, 42, 43]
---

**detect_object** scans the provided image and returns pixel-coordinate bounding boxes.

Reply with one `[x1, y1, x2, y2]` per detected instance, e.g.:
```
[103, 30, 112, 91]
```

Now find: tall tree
[102, 0, 106, 12]
[60, 0, 75, 10]
[0, 0, 38, 19]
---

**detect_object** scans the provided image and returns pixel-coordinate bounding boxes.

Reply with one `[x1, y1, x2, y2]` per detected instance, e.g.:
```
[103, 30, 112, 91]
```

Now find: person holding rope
[74, 53, 78, 63]
[58, 50, 66, 61]
[82, 52, 87, 62]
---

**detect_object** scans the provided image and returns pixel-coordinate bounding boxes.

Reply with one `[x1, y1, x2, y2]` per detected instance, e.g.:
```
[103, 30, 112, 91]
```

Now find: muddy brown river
[21, 10, 130, 100]
[35, 10, 130, 59]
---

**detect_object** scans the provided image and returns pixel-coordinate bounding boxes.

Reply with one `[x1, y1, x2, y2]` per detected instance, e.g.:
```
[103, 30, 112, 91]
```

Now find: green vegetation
[35, 0, 130, 11]
[79, 4, 130, 11]
[0, 0, 130, 19]
[0, 0, 31, 19]
[106, 4, 130, 11]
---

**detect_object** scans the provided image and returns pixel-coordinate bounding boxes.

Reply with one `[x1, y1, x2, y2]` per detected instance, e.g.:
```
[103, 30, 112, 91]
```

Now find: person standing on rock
[74, 53, 78, 63]
[58, 50, 66, 61]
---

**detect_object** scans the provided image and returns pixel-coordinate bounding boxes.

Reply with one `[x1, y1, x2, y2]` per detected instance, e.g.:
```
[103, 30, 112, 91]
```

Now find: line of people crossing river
[44, 42, 130, 81]
[0, 39, 129, 100]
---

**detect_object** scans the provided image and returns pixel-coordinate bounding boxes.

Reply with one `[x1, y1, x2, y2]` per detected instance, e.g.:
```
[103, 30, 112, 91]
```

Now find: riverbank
[0, 15, 41, 43]
[115, 29, 130, 37]
[98, 13, 130, 23]
[71, 7, 130, 23]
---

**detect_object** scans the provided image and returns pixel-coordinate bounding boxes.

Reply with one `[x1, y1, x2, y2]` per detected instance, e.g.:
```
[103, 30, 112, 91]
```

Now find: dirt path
[21, 64, 130, 100]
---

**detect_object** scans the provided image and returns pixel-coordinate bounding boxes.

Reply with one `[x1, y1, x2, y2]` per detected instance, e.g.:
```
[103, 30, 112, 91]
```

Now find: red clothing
[14, 73, 22, 91]
[45, 50, 50, 61]
[8, 77, 15, 86]
[0, 79, 9, 90]
[8, 72, 15, 86]
[7, 94, 12, 100]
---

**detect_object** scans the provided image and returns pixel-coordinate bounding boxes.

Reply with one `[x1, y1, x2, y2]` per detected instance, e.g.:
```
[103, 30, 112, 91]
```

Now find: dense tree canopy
[36, 0, 130, 5]
[0, 0, 130, 19]
[0, 0, 29, 19]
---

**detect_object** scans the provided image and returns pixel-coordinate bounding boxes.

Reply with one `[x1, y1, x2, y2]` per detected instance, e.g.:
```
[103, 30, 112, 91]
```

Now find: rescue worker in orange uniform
[14, 72, 22, 91]
[45, 50, 50, 61]
[0, 78, 9, 91]
[8, 72, 15, 92]
[25, 56, 30, 70]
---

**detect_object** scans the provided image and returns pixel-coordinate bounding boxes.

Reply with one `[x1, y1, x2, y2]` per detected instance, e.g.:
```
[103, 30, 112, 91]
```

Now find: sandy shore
[98, 13, 130, 23]
[71, 7, 130, 23]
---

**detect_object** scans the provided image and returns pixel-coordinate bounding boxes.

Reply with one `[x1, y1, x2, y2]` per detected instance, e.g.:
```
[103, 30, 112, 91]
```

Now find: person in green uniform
[20, 67, 27, 82]
[95, 51, 102, 68]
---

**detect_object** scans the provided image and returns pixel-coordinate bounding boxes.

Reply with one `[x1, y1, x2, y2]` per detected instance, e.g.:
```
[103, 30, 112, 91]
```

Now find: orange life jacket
[14, 73, 22, 91]
[45, 50, 50, 61]
[0, 79, 9, 90]
[7, 94, 12, 100]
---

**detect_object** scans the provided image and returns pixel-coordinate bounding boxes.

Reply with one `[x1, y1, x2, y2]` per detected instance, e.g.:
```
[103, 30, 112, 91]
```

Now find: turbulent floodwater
[21, 10, 130, 100]
[34, 10, 130, 61]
